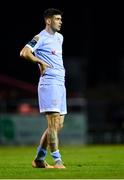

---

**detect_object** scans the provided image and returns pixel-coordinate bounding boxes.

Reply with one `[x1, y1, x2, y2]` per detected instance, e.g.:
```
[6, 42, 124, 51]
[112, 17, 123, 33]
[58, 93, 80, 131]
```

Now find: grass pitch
[0, 145, 124, 179]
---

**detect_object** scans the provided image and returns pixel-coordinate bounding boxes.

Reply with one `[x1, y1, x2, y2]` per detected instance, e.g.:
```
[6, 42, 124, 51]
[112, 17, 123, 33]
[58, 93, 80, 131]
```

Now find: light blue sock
[51, 149, 62, 162]
[35, 146, 47, 161]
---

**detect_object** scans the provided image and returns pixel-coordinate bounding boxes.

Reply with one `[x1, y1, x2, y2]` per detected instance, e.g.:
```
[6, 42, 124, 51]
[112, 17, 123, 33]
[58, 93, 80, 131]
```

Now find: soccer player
[20, 8, 67, 169]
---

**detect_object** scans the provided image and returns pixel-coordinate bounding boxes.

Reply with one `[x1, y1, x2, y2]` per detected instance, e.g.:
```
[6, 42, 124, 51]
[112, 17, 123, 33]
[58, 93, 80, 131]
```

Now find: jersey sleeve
[25, 34, 42, 52]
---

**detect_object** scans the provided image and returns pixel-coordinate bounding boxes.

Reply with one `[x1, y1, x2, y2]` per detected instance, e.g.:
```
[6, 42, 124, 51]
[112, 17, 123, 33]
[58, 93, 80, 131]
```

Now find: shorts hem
[40, 108, 67, 115]
[40, 108, 60, 113]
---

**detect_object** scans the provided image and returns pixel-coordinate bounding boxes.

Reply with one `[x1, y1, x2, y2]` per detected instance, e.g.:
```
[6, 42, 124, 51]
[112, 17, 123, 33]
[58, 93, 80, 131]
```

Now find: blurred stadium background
[1, 4, 124, 146]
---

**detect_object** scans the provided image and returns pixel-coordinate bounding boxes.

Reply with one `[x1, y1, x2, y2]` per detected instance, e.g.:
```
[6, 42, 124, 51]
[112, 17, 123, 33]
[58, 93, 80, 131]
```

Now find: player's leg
[34, 129, 48, 161]
[54, 115, 66, 168]
[32, 114, 65, 168]
[46, 112, 66, 168]
[51, 84, 67, 168]
[32, 127, 54, 168]
[36, 105, 65, 156]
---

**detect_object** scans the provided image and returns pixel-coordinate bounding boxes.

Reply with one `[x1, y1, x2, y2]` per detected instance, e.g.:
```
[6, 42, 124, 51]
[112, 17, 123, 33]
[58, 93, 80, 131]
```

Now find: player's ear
[46, 18, 51, 25]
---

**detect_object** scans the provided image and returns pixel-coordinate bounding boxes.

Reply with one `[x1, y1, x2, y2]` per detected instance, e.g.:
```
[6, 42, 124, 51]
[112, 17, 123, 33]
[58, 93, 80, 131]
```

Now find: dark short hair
[43, 8, 63, 19]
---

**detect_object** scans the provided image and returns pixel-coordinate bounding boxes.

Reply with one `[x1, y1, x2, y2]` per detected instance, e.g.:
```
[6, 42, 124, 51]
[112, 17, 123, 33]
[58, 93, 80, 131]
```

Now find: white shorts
[38, 84, 67, 115]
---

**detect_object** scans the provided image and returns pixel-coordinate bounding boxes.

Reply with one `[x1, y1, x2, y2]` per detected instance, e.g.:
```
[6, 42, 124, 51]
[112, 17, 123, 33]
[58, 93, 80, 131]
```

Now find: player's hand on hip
[38, 61, 52, 75]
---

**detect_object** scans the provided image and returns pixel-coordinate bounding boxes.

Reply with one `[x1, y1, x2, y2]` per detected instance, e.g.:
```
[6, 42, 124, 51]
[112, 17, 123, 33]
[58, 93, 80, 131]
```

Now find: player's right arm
[20, 35, 50, 74]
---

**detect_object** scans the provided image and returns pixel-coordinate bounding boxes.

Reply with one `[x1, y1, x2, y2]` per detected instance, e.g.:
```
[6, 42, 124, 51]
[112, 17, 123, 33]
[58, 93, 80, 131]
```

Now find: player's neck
[45, 27, 56, 35]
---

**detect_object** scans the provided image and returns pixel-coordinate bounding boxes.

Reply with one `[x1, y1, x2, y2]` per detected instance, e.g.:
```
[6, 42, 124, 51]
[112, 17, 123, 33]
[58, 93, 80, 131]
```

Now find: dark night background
[1, 3, 124, 143]
[1, 5, 124, 90]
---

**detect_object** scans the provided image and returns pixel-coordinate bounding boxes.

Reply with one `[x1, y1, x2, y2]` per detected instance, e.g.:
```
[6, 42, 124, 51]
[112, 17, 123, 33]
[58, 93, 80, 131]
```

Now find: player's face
[51, 15, 62, 32]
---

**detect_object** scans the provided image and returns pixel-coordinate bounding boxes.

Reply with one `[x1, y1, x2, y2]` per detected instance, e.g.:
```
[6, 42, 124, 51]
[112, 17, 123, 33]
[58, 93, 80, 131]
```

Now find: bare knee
[46, 112, 60, 130]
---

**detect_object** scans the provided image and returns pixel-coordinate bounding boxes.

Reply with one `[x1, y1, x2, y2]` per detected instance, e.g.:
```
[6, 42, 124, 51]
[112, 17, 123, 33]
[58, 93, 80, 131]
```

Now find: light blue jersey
[26, 29, 65, 85]
[26, 29, 67, 114]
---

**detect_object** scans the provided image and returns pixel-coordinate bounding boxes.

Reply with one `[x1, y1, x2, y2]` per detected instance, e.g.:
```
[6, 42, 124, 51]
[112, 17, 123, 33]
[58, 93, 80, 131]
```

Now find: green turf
[0, 145, 124, 179]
